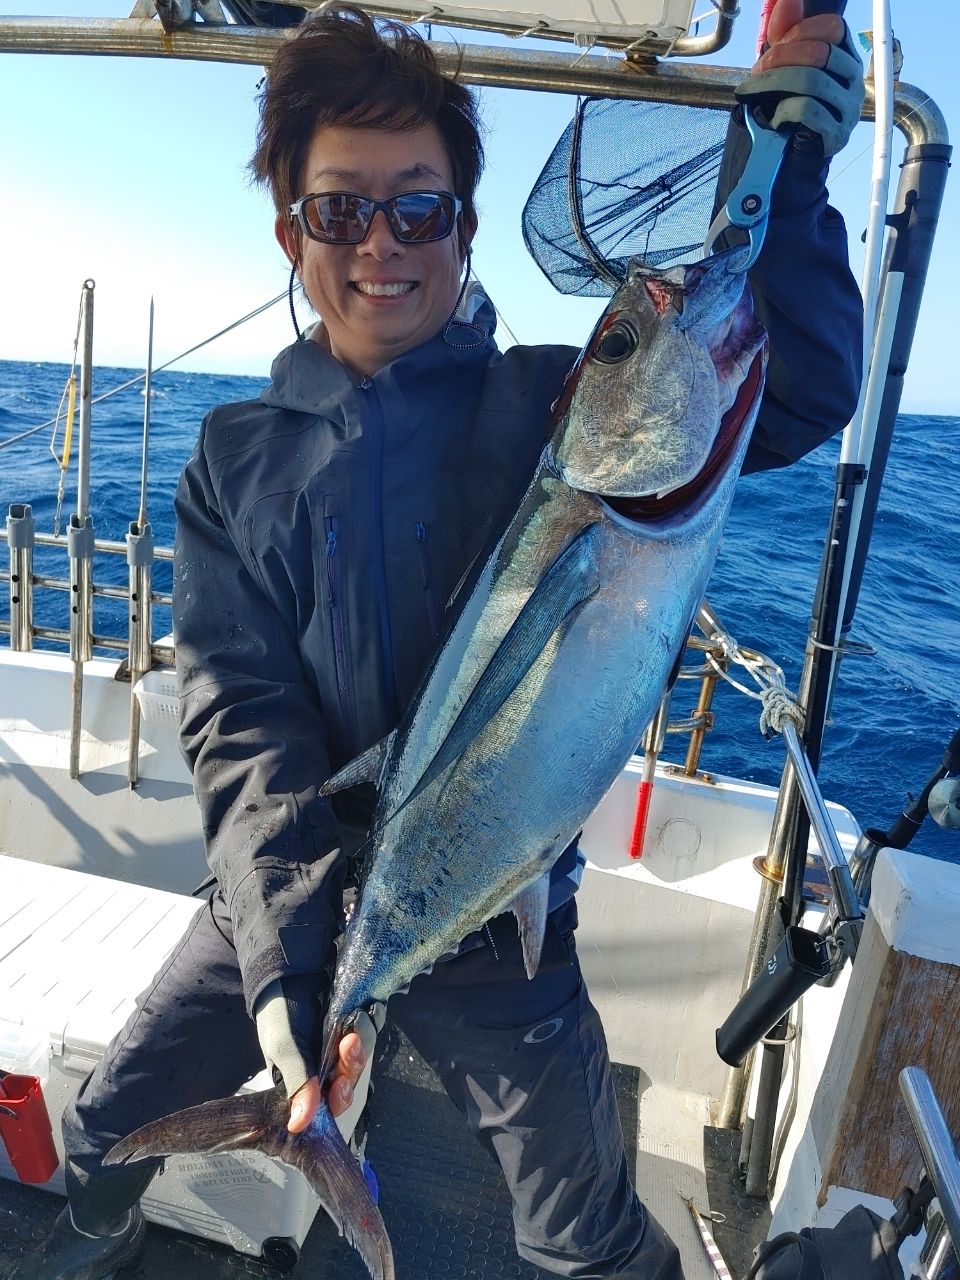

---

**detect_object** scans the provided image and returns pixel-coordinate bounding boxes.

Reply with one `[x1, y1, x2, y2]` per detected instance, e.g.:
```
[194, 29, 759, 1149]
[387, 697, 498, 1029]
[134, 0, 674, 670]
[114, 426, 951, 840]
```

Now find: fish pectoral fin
[297, 1104, 395, 1280]
[390, 522, 603, 819]
[102, 1087, 286, 1166]
[321, 732, 396, 798]
[509, 873, 551, 980]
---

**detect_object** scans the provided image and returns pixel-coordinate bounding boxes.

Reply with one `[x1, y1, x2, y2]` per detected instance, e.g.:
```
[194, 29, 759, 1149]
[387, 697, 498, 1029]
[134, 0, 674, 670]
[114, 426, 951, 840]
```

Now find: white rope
[699, 616, 804, 739]
[758, 686, 804, 737]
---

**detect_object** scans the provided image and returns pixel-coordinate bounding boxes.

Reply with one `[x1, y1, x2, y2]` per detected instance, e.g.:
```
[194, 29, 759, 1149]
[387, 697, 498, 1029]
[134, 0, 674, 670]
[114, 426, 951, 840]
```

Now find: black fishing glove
[734, 22, 865, 158]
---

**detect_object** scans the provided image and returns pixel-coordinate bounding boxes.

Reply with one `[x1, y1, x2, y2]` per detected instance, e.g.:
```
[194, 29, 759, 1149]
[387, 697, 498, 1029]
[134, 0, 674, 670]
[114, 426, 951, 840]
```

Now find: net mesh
[522, 97, 730, 297]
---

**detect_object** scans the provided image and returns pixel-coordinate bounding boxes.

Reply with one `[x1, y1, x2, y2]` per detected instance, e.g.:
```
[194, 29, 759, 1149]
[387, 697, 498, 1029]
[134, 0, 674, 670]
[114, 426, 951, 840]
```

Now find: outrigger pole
[127, 300, 157, 790]
[67, 280, 96, 780]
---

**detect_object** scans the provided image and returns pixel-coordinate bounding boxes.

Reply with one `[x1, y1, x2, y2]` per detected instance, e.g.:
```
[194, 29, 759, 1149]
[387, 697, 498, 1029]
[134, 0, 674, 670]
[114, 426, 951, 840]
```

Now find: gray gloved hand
[256, 979, 383, 1142]
[254, 972, 327, 1099]
[734, 22, 865, 158]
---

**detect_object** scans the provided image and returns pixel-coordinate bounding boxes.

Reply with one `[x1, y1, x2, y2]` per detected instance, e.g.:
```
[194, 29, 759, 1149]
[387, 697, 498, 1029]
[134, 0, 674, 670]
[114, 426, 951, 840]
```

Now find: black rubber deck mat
[4, 1028, 651, 1278]
[703, 1125, 772, 1278]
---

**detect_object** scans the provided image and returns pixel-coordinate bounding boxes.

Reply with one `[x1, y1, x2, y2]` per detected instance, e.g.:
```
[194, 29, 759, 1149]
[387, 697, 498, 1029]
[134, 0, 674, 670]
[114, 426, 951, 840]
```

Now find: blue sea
[1, 357, 958, 863]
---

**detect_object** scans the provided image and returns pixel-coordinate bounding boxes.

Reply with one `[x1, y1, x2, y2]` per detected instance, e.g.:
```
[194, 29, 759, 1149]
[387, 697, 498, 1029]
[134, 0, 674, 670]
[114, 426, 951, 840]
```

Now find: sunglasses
[288, 190, 463, 245]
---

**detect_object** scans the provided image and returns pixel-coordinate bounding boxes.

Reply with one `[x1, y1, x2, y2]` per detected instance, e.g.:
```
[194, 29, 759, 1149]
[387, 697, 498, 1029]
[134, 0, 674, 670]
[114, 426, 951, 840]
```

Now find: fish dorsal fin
[391, 522, 603, 820]
[321, 732, 396, 798]
[509, 873, 551, 979]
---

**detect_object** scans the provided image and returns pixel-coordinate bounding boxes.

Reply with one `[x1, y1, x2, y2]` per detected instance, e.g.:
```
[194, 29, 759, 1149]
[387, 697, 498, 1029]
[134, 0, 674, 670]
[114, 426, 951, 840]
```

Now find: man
[8, 3, 863, 1277]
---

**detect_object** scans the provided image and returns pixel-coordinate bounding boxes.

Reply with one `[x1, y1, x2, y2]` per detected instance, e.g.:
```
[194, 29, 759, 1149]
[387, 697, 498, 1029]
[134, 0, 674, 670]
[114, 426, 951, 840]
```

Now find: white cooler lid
[0, 858, 201, 1056]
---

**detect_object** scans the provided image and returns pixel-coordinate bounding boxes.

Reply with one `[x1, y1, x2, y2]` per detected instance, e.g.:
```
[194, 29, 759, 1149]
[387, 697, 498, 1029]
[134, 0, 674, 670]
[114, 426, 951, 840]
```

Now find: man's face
[277, 122, 472, 377]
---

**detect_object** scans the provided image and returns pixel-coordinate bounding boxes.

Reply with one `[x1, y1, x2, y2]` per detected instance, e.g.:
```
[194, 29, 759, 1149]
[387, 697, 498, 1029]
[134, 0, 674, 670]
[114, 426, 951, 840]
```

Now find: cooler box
[0, 857, 320, 1267]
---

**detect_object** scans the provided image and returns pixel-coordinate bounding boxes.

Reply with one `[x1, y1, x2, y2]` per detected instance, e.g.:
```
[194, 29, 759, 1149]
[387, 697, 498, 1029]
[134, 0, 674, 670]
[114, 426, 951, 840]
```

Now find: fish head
[552, 245, 766, 502]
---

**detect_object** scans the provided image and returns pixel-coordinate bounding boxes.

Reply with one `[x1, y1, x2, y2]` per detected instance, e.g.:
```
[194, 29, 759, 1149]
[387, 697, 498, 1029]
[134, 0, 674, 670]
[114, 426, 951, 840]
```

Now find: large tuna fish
[105, 246, 766, 1279]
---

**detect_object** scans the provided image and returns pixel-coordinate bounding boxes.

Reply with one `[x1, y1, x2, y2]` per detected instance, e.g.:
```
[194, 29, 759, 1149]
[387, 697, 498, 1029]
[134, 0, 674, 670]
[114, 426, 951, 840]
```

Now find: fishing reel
[849, 726, 960, 906]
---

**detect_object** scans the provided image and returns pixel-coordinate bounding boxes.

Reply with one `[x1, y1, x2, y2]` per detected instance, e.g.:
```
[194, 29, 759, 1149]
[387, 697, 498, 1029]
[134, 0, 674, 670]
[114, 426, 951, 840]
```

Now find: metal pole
[127, 299, 156, 789]
[900, 1068, 960, 1265]
[68, 279, 95, 780]
[6, 504, 35, 652]
[683, 659, 721, 776]
[838, 141, 952, 639]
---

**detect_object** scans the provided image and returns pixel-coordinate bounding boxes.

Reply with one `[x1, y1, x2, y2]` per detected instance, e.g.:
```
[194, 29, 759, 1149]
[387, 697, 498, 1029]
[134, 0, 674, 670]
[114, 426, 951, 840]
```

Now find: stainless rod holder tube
[900, 1068, 960, 1266]
[67, 513, 95, 779]
[6, 503, 35, 651]
[126, 519, 154, 789]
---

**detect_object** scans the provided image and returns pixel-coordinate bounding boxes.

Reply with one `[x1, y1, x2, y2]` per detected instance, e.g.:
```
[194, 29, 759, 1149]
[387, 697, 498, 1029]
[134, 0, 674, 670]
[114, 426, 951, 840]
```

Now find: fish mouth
[604, 348, 766, 522]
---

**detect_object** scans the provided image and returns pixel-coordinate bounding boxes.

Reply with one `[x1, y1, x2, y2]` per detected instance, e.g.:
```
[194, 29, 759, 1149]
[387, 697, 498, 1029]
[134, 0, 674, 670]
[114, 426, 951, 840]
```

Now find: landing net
[522, 96, 730, 296]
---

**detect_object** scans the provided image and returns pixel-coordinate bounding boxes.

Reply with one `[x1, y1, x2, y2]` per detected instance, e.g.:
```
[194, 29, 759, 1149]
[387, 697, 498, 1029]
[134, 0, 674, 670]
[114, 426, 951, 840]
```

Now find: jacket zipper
[416, 521, 441, 643]
[360, 379, 400, 719]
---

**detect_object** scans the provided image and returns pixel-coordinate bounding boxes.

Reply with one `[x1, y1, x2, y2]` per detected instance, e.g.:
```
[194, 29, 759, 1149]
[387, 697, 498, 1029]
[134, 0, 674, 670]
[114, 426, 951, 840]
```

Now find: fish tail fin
[300, 1103, 395, 1280]
[103, 1086, 286, 1165]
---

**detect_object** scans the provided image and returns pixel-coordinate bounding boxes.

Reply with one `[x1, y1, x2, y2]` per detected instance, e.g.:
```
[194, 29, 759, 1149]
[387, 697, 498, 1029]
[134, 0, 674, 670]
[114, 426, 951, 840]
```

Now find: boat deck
[0, 1028, 767, 1279]
[1, 655, 863, 1278]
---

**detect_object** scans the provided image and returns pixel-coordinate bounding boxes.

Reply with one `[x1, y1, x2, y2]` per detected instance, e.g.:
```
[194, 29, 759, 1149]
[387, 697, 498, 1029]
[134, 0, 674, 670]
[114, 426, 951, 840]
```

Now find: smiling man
[279, 129, 472, 375]
[8, 5, 865, 1279]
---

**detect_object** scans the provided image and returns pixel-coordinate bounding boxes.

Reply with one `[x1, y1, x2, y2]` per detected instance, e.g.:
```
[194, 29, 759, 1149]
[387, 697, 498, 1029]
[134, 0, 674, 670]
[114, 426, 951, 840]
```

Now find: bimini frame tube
[68, 279, 96, 780]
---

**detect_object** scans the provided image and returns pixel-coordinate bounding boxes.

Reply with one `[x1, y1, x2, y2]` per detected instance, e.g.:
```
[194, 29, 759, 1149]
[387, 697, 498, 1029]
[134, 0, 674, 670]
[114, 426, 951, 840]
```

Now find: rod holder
[716, 925, 832, 1067]
[126, 520, 155, 789]
[848, 825, 889, 904]
[67, 513, 94, 780]
[67, 514, 94, 664]
[126, 520, 154, 677]
[6, 503, 35, 652]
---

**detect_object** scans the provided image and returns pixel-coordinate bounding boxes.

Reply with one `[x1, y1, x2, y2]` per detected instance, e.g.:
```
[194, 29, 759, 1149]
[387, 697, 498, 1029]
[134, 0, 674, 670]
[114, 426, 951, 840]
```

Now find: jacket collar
[260, 289, 498, 418]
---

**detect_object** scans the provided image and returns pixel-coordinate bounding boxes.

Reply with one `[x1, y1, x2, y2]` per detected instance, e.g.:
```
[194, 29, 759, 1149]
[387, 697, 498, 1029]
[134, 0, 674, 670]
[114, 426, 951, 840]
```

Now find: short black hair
[251, 4, 484, 242]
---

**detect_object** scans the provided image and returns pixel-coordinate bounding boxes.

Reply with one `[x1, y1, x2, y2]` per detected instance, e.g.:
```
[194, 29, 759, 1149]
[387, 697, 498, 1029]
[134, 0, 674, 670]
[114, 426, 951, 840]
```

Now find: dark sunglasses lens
[304, 194, 370, 243]
[390, 193, 456, 242]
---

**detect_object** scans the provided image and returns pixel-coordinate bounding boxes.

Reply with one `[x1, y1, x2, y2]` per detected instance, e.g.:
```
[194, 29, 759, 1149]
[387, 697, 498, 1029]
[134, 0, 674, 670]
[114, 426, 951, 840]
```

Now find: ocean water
[1, 357, 958, 863]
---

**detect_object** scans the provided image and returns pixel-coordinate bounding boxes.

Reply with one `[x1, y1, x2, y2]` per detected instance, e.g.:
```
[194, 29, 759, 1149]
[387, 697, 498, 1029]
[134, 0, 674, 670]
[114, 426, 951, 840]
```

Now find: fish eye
[593, 320, 638, 365]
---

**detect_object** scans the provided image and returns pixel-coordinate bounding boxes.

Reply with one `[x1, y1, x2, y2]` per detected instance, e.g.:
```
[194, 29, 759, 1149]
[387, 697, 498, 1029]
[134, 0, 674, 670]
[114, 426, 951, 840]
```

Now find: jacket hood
[260, 285, 498, 417]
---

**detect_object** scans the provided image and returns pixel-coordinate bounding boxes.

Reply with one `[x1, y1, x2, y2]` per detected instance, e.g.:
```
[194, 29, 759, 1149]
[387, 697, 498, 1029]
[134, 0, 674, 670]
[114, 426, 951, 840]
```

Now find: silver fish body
[104, 247, 766, 1280]
[326, 247, 766, 1023]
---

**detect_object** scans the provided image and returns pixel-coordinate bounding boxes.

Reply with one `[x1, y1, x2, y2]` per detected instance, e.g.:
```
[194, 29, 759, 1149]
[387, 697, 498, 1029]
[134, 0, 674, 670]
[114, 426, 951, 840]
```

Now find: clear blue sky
[1, 1, 956, 412]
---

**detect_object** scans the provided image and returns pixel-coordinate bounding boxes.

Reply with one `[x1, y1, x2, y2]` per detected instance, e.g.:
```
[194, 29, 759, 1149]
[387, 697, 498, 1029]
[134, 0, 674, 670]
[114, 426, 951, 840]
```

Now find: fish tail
[301, 1102, 395, 1280]
[103, 1086, 285, 1165]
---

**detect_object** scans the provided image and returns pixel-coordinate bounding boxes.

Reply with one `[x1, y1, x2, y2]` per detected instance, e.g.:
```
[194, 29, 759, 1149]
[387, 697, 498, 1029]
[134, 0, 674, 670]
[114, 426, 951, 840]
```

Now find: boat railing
[0, 503, 738, 768]
[1, 514, 175, 667]
[900, 1068, 960, 1280]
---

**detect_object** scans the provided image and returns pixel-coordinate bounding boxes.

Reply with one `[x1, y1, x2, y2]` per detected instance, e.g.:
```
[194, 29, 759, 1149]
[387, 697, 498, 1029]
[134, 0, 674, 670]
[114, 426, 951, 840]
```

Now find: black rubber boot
[4, 1204, 145, 1280]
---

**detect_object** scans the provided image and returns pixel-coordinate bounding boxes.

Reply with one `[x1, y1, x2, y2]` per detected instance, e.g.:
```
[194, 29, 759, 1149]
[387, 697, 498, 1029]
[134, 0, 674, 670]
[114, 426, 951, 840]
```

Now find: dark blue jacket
[173, 127, 862, 1016]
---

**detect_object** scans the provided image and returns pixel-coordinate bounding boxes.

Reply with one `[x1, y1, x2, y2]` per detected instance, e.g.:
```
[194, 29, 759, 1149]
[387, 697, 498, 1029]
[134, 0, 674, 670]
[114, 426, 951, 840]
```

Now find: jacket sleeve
[173, 415, 346, 1017]
[714, 110, 864, 474]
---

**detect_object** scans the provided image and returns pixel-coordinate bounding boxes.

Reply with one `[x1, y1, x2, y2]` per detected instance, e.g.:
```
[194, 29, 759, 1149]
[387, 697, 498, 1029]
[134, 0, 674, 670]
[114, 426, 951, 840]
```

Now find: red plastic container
[0, 1073, 60, 1183]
